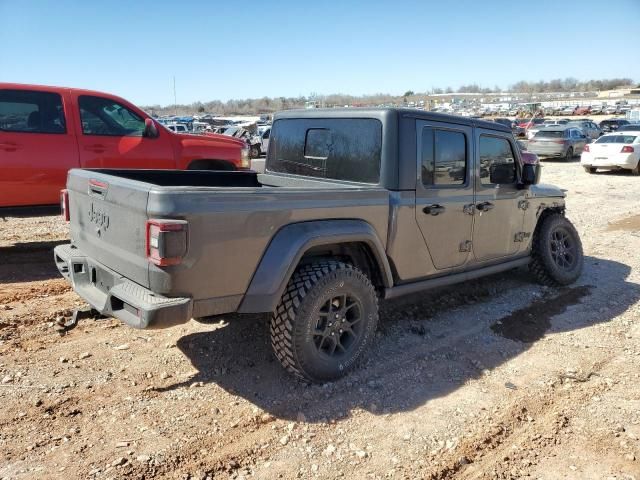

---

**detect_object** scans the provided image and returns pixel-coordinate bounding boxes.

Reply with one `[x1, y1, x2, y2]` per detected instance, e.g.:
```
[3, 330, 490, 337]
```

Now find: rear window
[535, 130, 565, 138]
[595, 135, 637, 144]
[267, 118, 382, 183]
[0, 89, 66, 134]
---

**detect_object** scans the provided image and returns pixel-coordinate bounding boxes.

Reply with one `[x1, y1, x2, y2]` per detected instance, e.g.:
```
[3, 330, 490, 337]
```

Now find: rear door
[472, 130, 526, 262]
[570, 128, 587, 153]
[415, 120, 474, 270]
[0, 88, 78, 207]
[73, 94, 176, 169]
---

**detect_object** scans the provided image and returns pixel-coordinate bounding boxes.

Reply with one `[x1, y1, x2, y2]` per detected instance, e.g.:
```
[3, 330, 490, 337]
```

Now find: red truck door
[73, 93, 175, 169]
[0, 88, 79, 207]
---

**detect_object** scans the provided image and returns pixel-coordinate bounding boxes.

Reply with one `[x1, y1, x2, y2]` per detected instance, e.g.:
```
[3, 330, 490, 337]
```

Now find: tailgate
[67, 169, 150, 288]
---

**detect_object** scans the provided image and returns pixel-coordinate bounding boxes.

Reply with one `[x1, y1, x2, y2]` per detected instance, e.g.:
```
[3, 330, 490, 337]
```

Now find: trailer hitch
[55, 307, 105, 334]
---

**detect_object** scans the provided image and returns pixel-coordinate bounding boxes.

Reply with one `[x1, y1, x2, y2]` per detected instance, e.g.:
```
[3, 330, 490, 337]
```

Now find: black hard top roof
[275, 107, 511, 133]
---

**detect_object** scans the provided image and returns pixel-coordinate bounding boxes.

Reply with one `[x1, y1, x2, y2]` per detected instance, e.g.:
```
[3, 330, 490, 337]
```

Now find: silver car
[567, 120, 602, 140]
[527, 127, 588, 161]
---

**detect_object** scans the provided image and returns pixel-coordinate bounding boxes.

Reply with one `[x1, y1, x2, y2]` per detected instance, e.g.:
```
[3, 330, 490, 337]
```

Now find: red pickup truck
[0, 83, 249, 207]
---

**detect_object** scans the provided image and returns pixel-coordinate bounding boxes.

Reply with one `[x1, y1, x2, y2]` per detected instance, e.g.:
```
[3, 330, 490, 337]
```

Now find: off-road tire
[584, 166, 597, 174]
[529, 213, 583, 287]
[270, 261, 378, 382]
[565, 147, 573, 162]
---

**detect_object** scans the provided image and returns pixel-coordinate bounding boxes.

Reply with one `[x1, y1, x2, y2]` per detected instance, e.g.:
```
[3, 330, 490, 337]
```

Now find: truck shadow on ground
[0, 240, 67, 283]
[161, 256, 638, 422]
[539, 157, 580, 164]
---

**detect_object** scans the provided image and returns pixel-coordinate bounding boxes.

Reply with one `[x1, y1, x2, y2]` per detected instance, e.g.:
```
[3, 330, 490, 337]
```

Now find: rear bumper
[54, 244, 192, 329]
[581, 152, 639, 169]
[528, 145, 566, 158]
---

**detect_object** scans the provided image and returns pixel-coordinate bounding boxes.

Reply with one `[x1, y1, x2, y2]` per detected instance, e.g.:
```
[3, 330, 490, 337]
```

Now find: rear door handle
[84, 144, 106, 153]
[476, 202, 495, 212]
[0, 142, 20, 152]
[423, 204, 446, 216]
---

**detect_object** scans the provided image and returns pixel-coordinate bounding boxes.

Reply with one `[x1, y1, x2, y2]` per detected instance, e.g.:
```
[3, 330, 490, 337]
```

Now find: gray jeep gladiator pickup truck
[54, 108, 583, 382]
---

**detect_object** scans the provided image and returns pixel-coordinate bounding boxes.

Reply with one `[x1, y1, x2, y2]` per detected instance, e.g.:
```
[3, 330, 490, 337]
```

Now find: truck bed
[63, 169, 390, 322]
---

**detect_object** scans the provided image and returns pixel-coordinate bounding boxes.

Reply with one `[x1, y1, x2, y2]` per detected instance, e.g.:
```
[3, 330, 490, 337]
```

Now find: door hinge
[463, 203, 475, 215]
[518, 200, 530, 210]
[514, 232, 531, 242]
[459, 240, 472, 252]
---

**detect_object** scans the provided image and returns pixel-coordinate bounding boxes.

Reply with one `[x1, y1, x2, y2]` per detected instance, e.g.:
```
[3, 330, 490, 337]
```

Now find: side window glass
[269, 118, 381, 183]
[422, 129, 466, 186]
[78, 95, 145, 137]
[479, 135, 516, 185]
[420, 128, 434, 186]
[0, 89, 65, 134]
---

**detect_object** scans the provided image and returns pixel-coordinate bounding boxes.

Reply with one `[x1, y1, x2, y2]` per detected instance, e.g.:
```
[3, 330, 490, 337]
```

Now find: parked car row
[542, 103, 632, 116]
[522, 119, 640, 175]
[494, 115, 635, 143]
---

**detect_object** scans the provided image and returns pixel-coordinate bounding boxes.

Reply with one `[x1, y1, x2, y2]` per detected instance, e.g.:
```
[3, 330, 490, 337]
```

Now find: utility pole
[173, 76, 177, 116]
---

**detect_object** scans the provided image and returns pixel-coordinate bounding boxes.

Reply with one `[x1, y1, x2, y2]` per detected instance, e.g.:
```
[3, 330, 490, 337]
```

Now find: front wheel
[270, 261, 379, 382]
[584, 166, 596, 174]
[529, 213, 584, 286]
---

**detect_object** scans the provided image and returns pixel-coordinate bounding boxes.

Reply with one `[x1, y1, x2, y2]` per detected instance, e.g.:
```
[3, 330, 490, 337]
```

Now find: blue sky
[2, 0, 639, 106]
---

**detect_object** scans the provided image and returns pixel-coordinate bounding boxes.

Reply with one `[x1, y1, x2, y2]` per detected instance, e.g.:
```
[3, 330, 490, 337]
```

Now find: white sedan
[581, 132, 640, 174]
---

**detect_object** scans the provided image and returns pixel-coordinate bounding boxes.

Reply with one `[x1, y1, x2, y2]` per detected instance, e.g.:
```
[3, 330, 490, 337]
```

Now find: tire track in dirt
[425, 359, 613, 479]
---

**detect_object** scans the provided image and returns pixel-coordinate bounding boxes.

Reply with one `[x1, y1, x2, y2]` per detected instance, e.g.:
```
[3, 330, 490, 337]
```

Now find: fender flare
[237, 220, 393, 313]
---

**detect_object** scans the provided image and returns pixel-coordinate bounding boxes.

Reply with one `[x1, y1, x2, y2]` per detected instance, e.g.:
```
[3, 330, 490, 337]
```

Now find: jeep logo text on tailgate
[88, 203, 109, 231]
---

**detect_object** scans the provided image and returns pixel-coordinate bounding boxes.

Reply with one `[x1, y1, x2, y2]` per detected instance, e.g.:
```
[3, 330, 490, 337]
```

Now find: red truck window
[0, 89, 66, 134]
[78, 95, 145, 137]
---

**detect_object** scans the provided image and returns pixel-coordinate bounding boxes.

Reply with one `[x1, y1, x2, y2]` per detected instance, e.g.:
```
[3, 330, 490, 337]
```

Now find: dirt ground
[1, 160, 639, 480]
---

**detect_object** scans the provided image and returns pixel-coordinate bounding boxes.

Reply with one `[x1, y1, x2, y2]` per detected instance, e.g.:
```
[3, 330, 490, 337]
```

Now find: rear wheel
[270, 261, 378, 382]
[249, 145, 260, 159]
[529, 213, 583, 287]
[584, 166, 597, 174]
[565, 147, 574, 162]
[632, 161, 640, 176]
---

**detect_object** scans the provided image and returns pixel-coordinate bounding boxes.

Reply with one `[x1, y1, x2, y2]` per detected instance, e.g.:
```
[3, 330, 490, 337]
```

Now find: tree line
[144, 78, 636, 116]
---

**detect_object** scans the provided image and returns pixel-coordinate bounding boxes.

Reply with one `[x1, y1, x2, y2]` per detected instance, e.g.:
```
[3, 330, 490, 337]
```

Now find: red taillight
[145, 220, 188, 266]
[60, 189, 69, 221]
[89, 179, 108, 189]
[583, 144, 590, 152]
[621, 146, 634, 153]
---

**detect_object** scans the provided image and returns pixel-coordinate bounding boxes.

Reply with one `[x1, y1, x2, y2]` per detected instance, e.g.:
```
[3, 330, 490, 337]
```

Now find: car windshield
[535, 130, 564, 138]
[595, 135, 637, 144]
